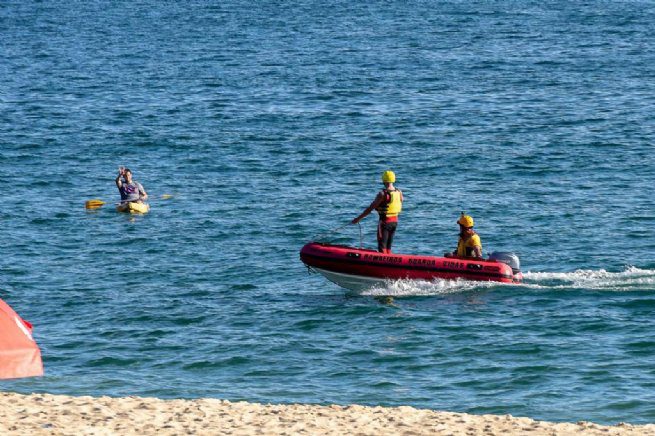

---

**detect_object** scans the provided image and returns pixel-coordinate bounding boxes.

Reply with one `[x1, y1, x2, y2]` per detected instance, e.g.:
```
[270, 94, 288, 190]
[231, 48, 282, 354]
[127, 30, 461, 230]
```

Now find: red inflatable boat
[300, 242, 522, 291]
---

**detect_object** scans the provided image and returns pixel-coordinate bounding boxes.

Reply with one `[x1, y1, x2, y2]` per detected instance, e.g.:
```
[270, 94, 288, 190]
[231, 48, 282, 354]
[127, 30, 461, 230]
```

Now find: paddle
[85, 199, 106, 209]
[85, 194, 173, 209]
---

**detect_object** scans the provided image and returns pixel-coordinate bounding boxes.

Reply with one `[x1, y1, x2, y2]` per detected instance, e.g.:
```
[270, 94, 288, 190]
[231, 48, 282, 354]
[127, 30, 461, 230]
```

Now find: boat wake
[521, 266, 655, 292]
[357, 267, 655, 296]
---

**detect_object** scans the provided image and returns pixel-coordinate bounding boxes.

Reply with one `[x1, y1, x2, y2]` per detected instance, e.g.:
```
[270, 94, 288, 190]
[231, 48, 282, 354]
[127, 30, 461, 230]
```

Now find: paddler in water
[115, 167, 148, 204]
[352, 170, 403, 254]
[445, 213, 482, 259]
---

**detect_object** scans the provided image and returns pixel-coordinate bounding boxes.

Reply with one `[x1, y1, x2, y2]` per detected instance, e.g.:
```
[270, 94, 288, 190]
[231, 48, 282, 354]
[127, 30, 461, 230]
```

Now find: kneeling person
[446, 213, 482, 259]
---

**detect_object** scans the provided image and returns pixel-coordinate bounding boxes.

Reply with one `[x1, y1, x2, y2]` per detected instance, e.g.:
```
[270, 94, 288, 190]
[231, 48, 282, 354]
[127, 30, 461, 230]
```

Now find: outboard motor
[488, 252, 521, 275]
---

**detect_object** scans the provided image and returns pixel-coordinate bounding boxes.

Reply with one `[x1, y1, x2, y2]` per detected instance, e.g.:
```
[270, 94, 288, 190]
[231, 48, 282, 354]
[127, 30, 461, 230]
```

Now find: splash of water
[358, 267, 655, 296]
[360, 277, 505, 296]
[521, 266, 655, 291]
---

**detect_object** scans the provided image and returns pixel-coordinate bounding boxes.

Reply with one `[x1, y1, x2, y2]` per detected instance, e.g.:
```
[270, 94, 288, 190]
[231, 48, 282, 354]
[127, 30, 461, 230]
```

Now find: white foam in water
[522, 266, 655, 291]
[357, 267, 655, 296]
[360, 277, 504, 296]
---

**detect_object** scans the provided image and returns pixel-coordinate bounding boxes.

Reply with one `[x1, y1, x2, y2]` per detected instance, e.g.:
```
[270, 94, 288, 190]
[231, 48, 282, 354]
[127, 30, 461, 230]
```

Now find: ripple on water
[2, 0, 655, 426]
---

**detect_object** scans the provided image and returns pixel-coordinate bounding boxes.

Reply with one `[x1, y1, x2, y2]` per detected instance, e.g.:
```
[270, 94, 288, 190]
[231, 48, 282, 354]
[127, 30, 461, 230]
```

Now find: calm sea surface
[2, 0, 655, 425]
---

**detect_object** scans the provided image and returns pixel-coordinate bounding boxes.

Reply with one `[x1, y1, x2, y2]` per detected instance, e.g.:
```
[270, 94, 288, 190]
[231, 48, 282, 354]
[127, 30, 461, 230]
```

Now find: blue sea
[2, 0, 655, 425]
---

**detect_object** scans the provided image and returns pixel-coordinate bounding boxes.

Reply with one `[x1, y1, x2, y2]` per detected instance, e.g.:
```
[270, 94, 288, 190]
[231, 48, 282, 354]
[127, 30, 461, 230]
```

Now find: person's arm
[138, 183, 148, 201]
[445, 236, 458, 258]
[444, 244, 458, 258]
[352, 191, 385, 224]
[471, 235, 482, 258]
[115, 172, 123, 189]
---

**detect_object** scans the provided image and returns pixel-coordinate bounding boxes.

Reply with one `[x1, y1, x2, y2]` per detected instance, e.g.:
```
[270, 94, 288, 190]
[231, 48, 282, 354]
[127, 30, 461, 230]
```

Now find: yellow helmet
[457, 212, 474, 228]
[381, 170, 396, 183]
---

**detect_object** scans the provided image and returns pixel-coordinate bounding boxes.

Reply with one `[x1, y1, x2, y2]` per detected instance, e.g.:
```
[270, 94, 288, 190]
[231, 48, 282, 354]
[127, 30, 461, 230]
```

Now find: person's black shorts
[377, 221, 397, 253]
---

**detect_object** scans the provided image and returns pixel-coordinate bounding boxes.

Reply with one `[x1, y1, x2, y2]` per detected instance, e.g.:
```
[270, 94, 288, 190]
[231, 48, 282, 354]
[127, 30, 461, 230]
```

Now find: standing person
[352, 170, 403, 254]
[446, 212, 482, 258]
[115, 167, 148, 203]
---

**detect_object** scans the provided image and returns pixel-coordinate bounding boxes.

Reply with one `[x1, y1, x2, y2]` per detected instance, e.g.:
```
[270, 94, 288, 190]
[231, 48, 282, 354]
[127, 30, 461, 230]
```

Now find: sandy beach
[0, 392, 653, 435]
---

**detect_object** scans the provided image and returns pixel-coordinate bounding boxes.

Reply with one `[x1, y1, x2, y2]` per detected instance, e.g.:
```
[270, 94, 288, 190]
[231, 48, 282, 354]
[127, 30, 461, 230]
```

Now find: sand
[1, 392, 654, 435]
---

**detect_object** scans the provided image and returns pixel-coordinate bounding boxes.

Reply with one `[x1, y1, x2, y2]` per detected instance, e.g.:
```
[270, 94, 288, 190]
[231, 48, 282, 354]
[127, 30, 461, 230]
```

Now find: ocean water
[2, 0, 655, 425]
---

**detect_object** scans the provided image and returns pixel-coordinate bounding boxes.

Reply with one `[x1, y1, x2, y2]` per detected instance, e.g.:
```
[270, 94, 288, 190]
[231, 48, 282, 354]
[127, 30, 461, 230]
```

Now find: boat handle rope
[310, 222, 363, 248]
[309, 222, 351, 242]
[358, 223, 362, 249]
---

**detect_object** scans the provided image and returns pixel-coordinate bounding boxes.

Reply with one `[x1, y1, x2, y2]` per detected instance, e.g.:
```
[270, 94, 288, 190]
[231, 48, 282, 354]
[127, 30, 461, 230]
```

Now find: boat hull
[116, 202, 150, 214]
[300, 242, 522, 291]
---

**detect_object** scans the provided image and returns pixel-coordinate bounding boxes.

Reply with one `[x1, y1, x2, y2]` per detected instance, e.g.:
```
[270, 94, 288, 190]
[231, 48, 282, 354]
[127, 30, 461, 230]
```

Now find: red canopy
[0, 299, 43, 379]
